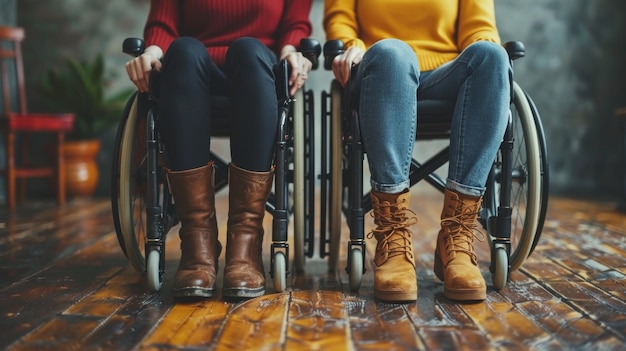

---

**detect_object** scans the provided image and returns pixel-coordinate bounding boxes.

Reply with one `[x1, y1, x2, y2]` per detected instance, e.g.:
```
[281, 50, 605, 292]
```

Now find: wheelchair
[320, 40, 549, 291]
[110, 37, 321, 293]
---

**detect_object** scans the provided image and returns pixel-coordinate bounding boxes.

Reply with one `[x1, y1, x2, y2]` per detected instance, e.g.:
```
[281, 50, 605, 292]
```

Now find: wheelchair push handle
[123, 37, 145, 57]
[503, 41, 526, 61]
[323, 39, 344, 70]
[299, 38, 322, 70]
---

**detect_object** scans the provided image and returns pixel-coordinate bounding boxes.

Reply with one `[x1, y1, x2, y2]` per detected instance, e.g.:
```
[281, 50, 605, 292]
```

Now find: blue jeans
[351, 39, 512, 196]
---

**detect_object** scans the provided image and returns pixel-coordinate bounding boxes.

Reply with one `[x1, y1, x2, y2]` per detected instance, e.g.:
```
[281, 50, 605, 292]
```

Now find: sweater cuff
[280, 31, 309, 51]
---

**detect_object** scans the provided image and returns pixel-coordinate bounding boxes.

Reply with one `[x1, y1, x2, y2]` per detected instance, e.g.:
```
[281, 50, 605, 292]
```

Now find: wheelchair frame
[319, 40, 549, 291]
[110, 38, 320, 292]
[111, 36, 549, 295]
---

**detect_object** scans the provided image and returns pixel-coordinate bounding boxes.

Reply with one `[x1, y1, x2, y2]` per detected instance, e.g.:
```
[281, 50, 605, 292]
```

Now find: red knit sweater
[144, 0, 313, 68]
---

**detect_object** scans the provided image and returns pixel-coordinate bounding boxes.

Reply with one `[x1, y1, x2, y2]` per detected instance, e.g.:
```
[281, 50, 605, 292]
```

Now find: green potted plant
[40, 54, 133, 197]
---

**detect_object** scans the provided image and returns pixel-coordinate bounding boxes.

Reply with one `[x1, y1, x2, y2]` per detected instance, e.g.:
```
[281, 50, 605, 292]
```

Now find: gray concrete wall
[8, 0, 626, 202]
[495, 1, 626, 198]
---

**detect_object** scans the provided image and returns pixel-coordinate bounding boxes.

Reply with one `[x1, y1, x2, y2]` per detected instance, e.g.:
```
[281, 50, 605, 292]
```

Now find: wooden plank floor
[1, 184, 625, 350]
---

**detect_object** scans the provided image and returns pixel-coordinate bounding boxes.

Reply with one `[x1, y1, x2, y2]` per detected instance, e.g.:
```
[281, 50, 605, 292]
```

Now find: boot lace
[367, 202, 418, 260]
[440, 207, 485, 265]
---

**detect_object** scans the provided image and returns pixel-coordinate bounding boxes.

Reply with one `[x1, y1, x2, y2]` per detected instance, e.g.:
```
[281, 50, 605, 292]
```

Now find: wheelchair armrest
[503, 41, 526, 61]
[123, 37, 145, 57]
[323, 39, 344, 70]
[300, 38, 321, 70]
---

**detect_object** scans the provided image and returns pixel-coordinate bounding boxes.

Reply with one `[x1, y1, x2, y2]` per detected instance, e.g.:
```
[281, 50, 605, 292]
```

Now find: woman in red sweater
[125, 0, 312, 299]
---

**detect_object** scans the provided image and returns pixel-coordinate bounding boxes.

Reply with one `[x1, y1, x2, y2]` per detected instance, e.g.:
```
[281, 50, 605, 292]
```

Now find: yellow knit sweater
[324, 0, 501, 71]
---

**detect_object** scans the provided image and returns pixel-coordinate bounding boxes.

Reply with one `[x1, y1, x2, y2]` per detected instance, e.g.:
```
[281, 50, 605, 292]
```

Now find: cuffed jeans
[350, 39, 512, 196]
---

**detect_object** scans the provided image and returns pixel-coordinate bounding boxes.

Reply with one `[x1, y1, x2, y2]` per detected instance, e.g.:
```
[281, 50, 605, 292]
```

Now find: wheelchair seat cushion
[416, 99, 454, 137]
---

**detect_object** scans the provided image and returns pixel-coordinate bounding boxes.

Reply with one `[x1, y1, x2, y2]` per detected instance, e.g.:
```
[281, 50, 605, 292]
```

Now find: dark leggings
[159, 37, 279, 172]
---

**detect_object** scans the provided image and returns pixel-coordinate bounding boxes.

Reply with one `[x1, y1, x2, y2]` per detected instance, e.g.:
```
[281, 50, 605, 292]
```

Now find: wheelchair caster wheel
[492, 247, 509, 290]
[348, 247, 363, 291]
[273, 251, 287, 292]
[147, 250, 162, 292]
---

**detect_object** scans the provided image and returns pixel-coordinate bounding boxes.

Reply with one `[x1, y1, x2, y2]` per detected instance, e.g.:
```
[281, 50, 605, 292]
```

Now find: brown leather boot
[369, 189, 418, 302]
[167, 163, 221, 298]
[433, 188, 486, 301]
[223, 163, 273, 298]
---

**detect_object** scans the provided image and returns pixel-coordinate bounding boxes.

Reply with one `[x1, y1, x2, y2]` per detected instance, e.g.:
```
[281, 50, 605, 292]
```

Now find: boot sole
[435, 251, 486, 301]
[222, 287, 265, 299]
[173, 286, 216, 298]
[374, 290, 417, 302]
[444, 288, 486, 301]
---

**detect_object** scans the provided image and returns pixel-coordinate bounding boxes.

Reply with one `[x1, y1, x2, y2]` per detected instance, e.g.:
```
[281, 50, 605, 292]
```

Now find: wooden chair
[0, 25, 75, 210]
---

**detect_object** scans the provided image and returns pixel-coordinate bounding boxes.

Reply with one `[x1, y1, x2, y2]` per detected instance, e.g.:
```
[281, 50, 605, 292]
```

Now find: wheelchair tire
[111, 94, 137, 258]
[492, 246, 509, 290]
[524, 91, 550, 257]
[485, 81, 543, 273]
[293, 88, 307, 271]
[115, 94, 148, 273]
[273, 251, 288, 293]
[111, 93, 174, 275]
[147, 249, 162, 292]
[328, 80, 344, 271]
[348, 247, 363, 291]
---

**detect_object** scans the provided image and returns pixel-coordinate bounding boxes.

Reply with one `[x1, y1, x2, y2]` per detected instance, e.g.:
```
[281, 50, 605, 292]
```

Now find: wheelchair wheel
[348, 247, 363, 291]
[524, 91, 550, 256]
[491, 246, 509, 290]
[146, 249, 162, 292]
[111, 93, 174, 280]
[111, 94, 137, 258]
[485, 81, 545, 275]
[293, 88, 307, 271]
[328, 80, 344, 271]
[273, 251, 288, 292]
[111, 93, 146, 273]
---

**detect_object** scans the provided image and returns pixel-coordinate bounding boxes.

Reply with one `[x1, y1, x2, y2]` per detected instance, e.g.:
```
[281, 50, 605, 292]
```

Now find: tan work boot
[167, 163, 221, 298]
[368, 189, 418, 302]
[223, 163, 274, 298]
[433, 188, 486, 301]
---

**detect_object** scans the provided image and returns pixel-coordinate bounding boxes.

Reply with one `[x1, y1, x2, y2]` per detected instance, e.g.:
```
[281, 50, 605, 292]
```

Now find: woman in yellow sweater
[324, 0, 511, 302]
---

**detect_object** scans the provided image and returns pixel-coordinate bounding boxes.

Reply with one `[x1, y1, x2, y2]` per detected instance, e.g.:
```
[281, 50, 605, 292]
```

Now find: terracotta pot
[62, 139, 101, 197]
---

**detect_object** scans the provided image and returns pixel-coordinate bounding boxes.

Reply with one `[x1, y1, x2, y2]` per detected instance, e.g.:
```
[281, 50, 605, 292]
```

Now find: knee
[364, 39, 419, 75]
[465, 41, 510, 71]
[166, 37, 208, 65]
[226, 37, 268, 66]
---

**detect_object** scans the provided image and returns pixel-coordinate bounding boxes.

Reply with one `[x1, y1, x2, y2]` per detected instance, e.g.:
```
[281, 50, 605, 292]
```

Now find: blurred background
[1, 0, 626, 205]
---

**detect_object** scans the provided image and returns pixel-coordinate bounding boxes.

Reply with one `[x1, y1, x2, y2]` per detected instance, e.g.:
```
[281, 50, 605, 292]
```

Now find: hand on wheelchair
[280, 44, 313, 96]
[125, 45, 163, 93]
[323, 40, 363, 88]
[124, 40, 318, 98]
[330, 46, 364, 87]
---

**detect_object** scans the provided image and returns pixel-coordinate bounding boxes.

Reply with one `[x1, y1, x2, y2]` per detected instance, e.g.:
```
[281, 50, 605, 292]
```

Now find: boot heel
[433, 250, 445, 281]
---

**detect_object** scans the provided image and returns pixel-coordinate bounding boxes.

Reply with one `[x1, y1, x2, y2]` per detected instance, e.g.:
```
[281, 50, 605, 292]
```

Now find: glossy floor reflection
[1, 187, 625, 350]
